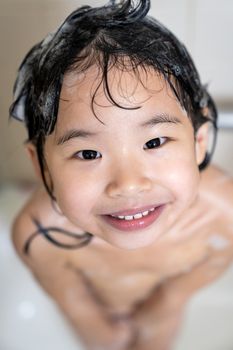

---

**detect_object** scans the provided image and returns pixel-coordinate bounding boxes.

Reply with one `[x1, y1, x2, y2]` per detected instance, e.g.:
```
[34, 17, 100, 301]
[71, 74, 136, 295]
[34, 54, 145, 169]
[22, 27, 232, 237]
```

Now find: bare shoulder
[199, 165, 233, 236]
[200, 163, 233, 203]
[11, 186, 101, 316]
[195, 164, 233, 272]
[11, 185, 68, 269]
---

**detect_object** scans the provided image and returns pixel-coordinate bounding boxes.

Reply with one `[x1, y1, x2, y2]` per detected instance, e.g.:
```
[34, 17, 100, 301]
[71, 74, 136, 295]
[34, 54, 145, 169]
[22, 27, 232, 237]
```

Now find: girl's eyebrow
[56, 129, 98, 146]
[140, 113, 183, 128]
[56, 113, 182, 146]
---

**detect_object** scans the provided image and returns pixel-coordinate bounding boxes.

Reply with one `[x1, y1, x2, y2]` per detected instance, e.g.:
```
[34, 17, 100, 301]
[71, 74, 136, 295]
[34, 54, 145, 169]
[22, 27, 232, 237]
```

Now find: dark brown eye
[75, 150, 102, 160]
[144, 137, 167, 149]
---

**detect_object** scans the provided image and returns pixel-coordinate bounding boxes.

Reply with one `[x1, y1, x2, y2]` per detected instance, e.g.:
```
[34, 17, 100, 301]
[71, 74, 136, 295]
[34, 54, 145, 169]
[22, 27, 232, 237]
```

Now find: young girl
[10, 1, 233, 349]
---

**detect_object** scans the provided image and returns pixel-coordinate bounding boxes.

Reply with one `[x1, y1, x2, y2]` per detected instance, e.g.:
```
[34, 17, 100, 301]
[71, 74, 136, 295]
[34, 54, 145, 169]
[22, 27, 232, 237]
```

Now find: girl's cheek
[164, 159, 200, 198]
[54, 174, 101, 213]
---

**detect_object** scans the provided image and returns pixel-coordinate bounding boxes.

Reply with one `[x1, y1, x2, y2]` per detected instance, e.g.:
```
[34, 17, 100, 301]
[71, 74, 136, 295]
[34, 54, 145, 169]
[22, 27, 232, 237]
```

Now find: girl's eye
[144, 137, 167, 149]
[74, 150, 102, 160]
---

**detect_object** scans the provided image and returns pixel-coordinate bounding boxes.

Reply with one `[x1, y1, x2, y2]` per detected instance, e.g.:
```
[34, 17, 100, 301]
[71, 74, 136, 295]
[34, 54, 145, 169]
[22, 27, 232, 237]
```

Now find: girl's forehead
[58, 65, 186, 122]
[61, 65, 168, 102]
[56, 64, 188, 128]
[51, 65, 191, 144]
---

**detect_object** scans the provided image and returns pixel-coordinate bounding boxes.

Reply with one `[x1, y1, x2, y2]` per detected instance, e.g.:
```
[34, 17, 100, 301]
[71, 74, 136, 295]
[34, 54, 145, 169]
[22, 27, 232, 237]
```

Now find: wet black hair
[10, 0, 218, 252]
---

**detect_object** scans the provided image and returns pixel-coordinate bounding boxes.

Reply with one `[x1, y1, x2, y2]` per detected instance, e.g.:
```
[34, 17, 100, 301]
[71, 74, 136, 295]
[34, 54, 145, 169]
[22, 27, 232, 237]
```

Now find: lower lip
[103, 205, 165, 232]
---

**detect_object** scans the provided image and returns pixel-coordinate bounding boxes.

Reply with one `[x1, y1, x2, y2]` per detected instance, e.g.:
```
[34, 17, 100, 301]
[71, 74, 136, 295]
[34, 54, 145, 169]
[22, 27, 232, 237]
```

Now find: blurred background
[0, 1, 233, 350]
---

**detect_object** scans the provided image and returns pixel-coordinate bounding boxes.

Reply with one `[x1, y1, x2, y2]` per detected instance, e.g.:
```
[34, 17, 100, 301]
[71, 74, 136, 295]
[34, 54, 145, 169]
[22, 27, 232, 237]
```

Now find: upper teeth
[111, 207, 155, 220]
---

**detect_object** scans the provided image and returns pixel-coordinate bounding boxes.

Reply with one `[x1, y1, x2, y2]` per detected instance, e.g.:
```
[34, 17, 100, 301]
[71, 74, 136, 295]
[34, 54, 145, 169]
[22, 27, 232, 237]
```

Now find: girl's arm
[11, 208, 134, 350]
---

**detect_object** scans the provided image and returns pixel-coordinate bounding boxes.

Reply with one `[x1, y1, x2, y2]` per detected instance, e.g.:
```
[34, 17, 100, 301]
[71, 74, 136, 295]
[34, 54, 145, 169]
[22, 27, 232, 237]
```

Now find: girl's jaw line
[101, 204, 166, 232]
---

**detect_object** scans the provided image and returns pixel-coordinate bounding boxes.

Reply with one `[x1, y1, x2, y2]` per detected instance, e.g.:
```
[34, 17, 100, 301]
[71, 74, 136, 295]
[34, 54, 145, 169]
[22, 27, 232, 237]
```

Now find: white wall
[0, 0, 232, 183]
[150, 0, 233, 100]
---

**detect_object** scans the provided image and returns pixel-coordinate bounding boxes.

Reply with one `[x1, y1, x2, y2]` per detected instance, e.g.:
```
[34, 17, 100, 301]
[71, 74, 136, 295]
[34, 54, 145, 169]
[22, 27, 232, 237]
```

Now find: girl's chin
[100, 230, 163, 251]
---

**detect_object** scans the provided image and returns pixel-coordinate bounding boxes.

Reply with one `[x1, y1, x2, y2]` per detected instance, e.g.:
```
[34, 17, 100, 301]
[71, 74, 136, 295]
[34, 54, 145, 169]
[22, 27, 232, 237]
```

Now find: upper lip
[104, 204, 164, 217]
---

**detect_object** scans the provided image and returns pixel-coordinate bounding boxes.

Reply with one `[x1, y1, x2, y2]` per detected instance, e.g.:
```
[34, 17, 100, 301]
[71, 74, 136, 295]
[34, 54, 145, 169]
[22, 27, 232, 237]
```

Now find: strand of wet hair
[23, 216, 93, 255]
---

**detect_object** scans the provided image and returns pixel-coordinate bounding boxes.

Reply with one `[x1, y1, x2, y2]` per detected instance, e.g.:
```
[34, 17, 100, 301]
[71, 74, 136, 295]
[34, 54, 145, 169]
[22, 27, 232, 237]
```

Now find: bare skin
[12, 164, 233, 350]
[11, 66, 233, 349]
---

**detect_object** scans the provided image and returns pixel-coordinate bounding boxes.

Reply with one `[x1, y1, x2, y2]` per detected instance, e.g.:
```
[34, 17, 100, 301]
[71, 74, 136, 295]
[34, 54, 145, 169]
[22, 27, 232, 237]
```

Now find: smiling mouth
[103, 204, 166, 232]
[110, 207, 156, 220]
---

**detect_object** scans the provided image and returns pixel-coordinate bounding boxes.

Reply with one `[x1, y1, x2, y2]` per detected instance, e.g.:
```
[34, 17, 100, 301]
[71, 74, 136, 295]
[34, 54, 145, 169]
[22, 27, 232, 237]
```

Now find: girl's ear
[25, 143, 42, 180]
[195, 122, 209, 166]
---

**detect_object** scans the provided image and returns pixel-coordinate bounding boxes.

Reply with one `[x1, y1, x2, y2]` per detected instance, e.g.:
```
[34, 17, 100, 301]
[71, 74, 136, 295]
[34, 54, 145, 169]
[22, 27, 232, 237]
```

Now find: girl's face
[43, 66, 207, 250]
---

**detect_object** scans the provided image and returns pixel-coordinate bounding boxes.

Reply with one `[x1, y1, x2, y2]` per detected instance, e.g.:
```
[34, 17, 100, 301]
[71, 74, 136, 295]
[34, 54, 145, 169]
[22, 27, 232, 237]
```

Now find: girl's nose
[105, 162, 153, 198]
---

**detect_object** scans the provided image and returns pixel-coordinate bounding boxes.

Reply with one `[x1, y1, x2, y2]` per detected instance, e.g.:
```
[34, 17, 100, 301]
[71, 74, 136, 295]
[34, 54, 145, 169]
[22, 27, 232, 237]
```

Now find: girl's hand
[86, 318, 138, 350]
